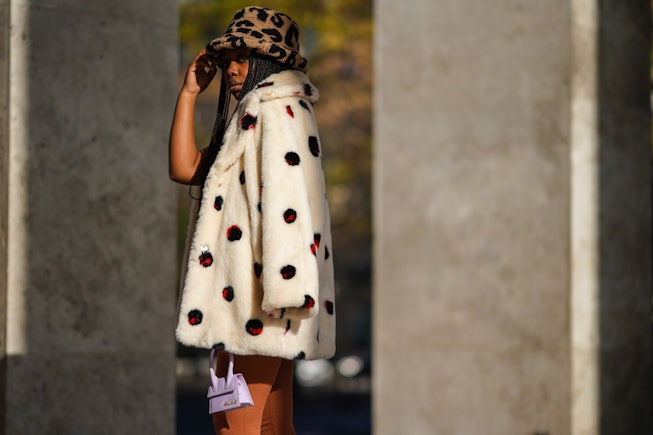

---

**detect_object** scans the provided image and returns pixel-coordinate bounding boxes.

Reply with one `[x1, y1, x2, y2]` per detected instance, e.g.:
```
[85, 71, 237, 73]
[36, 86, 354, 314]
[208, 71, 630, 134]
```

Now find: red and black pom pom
[227, 225, 242, 241]
[240, 113, 257, 130]
[311, 233, 322, 256]
[281, 265, 296, 280]
[199, 249, 213, 267]
[214, 196, 224, 211]
[188, 309, 203, 325]
[285, 152, 300, 166]
[303, 295, 315, 309]
[246, 319, 264, 336]
[283, 209, 297, 223]
[222, 286, 234, 302]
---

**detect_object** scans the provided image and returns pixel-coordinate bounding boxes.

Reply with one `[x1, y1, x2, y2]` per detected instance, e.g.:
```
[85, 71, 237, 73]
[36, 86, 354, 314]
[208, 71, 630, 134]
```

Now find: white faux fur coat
[176, 70, 335, 361]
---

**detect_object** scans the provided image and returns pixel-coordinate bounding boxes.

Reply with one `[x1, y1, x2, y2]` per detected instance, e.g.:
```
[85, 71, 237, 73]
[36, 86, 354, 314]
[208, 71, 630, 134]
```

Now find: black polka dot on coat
[227, 225, 242, 241]
[222, 286, 234, 302]
[280, 265, 296, 280]
[285, 152, 300, 166]
[213, 342, 225, 350]
[246, 319, 264, 336]
[325, 246, 330, 260]
[311, 235, 322, 256]
[295, 351, 306, 360]
[285, 319, 291, 332]
[299, 100, 311, 112]
[240, 113, 257, 130]
[308, 136, 320, 157]
[303, 84, 313, 96]
[283, 209, 297, 223]
[325, 300, 334, 315]
[239, 171, 246, 184]
[188, 309, 203, 325]
[254, 262, 263, 279]
[214, 196, 224, 211]
[257, 202, 262, 213]
[199, 249, 213, 267]
[303, 295, 315, 309]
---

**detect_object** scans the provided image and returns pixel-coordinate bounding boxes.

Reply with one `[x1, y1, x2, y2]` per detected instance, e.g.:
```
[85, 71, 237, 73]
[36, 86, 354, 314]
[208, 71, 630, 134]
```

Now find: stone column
[0, 0, 9, 425]
[373, 0, 651, 434]
[1, 1, 178, 433]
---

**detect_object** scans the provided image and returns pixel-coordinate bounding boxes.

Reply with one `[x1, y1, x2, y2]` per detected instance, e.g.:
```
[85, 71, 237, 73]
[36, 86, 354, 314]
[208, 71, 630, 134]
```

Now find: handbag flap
[207, 372, 237, 399]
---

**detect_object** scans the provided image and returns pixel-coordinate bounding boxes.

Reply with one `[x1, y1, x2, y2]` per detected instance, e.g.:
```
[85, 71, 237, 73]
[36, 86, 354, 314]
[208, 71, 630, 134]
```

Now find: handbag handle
[209, 348, 235, 386]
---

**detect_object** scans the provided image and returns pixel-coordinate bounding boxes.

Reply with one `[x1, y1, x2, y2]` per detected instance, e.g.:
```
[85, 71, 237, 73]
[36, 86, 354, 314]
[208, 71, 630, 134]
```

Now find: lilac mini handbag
[207, 349, 254, 414]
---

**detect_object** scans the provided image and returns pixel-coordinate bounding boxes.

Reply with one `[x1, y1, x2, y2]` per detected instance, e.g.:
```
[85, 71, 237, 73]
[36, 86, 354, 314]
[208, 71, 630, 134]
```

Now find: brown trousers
[212, 352, 296, 434]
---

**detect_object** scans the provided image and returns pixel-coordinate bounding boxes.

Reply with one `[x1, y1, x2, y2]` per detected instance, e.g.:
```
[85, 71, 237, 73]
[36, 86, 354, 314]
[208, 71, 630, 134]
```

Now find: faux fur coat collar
[176, 70, 335, 361]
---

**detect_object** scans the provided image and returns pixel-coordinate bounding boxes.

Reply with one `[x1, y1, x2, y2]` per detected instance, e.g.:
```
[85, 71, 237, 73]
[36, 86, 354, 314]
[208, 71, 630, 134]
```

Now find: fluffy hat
[206, 6, 308, 72]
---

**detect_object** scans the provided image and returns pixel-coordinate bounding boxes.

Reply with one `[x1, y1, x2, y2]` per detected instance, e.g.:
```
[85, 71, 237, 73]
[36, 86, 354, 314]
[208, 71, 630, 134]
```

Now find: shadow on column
[598, 0, 653, 433]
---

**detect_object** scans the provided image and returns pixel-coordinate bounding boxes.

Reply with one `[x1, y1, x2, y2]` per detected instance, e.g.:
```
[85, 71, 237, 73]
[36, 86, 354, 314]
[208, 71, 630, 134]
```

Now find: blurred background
[2, 0, 650, 433]
[173, 1, 373, 433]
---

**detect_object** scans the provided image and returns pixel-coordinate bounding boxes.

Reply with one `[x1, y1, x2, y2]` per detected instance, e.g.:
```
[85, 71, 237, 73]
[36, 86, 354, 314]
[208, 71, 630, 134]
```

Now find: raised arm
[168, 50, 217, 184]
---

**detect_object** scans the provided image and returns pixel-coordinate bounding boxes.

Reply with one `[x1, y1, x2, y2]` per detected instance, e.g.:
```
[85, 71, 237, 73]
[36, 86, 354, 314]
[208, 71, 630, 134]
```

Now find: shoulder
[242, 70, 319, 106]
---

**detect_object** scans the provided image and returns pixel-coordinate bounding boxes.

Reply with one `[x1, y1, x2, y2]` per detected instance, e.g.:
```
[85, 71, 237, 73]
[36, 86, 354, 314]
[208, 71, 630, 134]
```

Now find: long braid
[189, 77, 230, 196]
[190, 52, 289, 198]
[240, 52, 290, 97]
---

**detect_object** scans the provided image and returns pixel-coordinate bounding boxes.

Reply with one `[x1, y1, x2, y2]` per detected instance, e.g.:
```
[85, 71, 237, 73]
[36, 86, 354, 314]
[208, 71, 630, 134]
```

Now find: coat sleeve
[259, 97, 324, 319]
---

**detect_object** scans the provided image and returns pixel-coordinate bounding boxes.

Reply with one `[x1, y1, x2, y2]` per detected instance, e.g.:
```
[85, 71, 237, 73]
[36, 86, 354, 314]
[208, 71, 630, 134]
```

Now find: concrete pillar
[373, 0, 651, 434]
[1, 1, 178, 433]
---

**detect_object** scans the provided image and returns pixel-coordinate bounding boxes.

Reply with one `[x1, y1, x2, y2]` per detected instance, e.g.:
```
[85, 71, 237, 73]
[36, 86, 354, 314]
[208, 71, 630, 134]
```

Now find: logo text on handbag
[223, 400, 237, 406]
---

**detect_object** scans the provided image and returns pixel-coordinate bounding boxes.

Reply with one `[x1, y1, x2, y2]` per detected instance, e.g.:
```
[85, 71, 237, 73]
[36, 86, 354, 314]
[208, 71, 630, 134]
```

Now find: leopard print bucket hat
[206, 6, 308, 72]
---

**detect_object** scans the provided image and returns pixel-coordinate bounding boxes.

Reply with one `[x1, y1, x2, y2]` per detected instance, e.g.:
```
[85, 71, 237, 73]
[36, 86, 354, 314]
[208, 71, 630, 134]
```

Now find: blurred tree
[177, 0, 373, 357]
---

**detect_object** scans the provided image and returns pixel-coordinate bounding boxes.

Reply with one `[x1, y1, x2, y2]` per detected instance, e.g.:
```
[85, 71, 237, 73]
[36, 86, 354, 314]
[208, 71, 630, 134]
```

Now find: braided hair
[191, 52, 291, 193]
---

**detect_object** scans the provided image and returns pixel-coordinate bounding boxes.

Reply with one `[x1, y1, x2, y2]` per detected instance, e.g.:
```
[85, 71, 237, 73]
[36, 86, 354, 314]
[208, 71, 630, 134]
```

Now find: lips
[229, 82, 242, 93]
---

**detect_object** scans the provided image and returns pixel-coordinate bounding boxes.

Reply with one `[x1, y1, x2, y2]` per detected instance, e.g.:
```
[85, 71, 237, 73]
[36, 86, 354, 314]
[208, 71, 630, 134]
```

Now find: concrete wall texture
[374, 0, 651, 434]
[1, 0, 652, 434]
[1, 0, 179, 433]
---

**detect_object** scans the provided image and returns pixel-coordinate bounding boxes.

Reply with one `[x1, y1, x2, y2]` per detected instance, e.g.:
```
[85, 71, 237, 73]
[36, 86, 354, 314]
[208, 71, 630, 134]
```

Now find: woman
[169, 6, 335, 434]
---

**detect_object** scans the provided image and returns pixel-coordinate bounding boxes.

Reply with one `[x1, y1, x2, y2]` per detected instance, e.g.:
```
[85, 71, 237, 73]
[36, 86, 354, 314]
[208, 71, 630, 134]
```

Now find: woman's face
[218, 48, 251, 100]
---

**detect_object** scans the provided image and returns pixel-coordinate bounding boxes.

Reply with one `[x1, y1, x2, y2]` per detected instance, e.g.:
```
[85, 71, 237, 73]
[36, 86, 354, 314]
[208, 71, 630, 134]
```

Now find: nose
[227, 60, 239, 76]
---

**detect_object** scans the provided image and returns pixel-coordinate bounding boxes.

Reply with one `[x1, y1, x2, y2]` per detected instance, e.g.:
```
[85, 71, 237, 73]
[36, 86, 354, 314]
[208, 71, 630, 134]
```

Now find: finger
[196, 60, 217, 77]
[195, 56, 218, 90]
[195, 66, 217, 90]
[196, 54, 217, 71]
